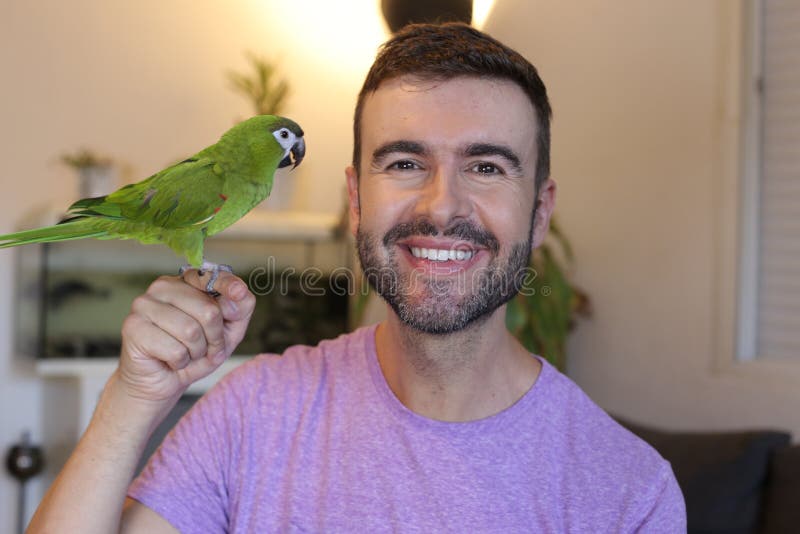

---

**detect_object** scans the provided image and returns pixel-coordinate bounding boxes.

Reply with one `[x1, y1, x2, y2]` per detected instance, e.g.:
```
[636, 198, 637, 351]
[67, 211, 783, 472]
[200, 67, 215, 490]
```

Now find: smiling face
[347, 75, 555, 334]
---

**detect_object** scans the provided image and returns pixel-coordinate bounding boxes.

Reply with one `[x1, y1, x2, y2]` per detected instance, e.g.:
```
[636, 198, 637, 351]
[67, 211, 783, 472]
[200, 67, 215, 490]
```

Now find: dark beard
[356, 217, 533, 335]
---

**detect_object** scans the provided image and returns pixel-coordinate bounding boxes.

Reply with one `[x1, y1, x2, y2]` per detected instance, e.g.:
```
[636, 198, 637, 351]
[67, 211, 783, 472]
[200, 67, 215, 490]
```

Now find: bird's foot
[178, 261, 234, 296]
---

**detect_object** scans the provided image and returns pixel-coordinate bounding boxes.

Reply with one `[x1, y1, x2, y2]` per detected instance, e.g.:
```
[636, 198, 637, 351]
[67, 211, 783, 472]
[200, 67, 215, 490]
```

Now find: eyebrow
[372, 140, 428, 165]
[464, 143, 522, 173]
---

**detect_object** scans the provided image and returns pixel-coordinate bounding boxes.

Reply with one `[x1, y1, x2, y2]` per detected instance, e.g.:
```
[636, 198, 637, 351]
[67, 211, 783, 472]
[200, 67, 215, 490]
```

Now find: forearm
[27, 370, 178, 534]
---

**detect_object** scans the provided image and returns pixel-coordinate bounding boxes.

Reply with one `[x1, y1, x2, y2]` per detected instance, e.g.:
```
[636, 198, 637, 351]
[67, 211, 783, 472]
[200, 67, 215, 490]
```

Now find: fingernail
[213, 351, 227, 364]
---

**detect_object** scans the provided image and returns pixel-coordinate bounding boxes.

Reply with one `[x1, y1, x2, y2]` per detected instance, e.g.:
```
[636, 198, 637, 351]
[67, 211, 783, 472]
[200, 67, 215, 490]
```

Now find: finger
[148, 274, 209, 303]
[130, 294, 208, 361]
[181, 270, 247, 302]
[174, 348, 229, 386]
[173, 271, 255, 362]
[208, 273, 257, 349]
[123, 314, 191, 371]
[144, 277, 226, 360]
[222, 289, 256, 353]
[181, 270, 254, 322]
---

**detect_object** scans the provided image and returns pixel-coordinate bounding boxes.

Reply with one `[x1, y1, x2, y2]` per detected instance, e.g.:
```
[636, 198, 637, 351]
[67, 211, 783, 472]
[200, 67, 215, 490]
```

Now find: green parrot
[0, 115, 305, 293]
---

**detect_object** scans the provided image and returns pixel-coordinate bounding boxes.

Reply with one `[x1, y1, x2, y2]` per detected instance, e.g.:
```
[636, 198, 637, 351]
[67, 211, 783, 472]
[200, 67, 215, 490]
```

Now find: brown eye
[280, 130, 289, 139]
[390, 160, 417, 170]
[472, 162, 502, 175]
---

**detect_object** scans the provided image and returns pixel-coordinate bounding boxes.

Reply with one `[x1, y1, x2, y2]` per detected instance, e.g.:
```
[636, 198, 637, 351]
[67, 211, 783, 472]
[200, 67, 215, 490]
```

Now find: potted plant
[61, 149, 116, 199]
[227, 52, 290, 116]
[227, 52, 293, 210]
[505, 218, 591, 372]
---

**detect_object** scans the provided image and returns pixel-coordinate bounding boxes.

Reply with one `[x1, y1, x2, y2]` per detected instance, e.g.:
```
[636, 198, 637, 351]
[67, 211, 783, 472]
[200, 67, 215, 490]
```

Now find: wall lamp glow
[381, 0, 496, 33]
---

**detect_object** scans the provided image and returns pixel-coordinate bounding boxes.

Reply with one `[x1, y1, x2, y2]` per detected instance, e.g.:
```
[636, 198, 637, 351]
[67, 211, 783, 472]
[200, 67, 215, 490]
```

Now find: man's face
[347, 76, 555, 334]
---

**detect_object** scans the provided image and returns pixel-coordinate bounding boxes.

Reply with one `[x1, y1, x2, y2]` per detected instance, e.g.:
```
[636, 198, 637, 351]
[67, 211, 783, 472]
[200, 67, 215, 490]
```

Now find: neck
[374, 305, 541, 422]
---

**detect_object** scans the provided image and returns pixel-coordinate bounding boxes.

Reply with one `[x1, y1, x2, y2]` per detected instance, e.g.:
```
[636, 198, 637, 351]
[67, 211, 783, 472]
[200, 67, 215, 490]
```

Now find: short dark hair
[352, 22, 552, 191]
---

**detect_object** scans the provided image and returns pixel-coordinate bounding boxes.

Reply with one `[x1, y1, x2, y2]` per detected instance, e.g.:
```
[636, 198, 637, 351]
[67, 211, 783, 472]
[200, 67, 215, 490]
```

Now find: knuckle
[121, 314, 141, 335]
[166, 344, 189, 363]
[130, 294, 149, 313]
[148, 276, 173, 294]
[199, 303, 221, 325]
[182, 321, 203, 343]
[207, 334, 224, 348]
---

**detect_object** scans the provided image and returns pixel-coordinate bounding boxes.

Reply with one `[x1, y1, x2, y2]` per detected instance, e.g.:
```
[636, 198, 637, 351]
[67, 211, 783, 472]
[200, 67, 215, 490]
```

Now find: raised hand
[117, 270, 256, 405]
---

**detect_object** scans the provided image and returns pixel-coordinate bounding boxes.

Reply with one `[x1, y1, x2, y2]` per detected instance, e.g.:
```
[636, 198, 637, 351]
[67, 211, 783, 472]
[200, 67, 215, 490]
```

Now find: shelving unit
[19, 205, 349, 437]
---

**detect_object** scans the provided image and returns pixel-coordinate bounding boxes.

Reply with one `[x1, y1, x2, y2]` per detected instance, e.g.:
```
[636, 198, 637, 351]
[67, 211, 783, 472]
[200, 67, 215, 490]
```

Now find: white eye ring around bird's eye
[280, 130, 289, 139]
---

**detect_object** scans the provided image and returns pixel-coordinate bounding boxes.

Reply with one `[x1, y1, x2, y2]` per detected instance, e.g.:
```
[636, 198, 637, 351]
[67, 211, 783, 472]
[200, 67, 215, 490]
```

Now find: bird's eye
[280, 130, 289, 139]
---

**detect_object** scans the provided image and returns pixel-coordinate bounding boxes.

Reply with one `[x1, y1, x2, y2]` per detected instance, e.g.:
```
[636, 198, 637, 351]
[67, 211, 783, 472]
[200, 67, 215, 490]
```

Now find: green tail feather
[0, 219, 107, 248]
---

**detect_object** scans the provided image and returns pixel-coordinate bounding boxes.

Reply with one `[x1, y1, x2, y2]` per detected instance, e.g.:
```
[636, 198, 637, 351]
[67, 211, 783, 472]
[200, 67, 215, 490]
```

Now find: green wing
[67, 157, 227, 230]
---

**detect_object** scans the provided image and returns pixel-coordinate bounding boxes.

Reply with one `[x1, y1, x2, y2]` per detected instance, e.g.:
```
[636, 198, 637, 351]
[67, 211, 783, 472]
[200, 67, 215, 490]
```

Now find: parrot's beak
[279, 137, 306, 169]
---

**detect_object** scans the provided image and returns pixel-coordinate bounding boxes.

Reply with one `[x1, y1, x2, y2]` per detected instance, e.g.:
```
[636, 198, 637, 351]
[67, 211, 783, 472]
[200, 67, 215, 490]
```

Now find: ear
[345, 165, 360, 237]
[530, 178, 557, 249]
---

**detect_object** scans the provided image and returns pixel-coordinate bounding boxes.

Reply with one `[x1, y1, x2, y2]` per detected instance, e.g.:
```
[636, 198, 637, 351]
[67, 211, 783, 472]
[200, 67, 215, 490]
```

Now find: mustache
[382, 219, 500, 254]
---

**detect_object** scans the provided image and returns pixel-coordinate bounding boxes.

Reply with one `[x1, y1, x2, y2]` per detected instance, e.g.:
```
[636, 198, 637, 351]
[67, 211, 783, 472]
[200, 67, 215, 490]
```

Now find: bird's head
[270, 117, 306, 169]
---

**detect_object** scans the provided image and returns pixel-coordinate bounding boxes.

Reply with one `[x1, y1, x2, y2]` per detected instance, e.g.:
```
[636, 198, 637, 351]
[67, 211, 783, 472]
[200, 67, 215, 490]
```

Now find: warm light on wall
[261, 1, 390, 78]
[472, 0, 496, 29]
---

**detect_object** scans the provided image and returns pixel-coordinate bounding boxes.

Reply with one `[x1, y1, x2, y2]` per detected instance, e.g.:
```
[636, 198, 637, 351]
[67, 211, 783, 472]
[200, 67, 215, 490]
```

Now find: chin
[389, 291, 498, 335]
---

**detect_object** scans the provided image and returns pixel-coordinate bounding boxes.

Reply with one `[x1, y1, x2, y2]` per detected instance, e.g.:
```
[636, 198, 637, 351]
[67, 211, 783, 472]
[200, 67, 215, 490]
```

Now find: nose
[415, 165, 472, 228]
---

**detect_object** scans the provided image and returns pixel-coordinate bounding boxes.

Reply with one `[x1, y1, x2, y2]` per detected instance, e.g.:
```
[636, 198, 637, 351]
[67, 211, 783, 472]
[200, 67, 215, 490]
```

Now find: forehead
[360, 75, 539, 162]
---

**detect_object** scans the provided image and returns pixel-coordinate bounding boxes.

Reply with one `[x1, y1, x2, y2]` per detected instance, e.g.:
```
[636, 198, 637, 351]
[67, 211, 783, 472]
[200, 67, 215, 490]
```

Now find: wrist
[93, 370, 181, 442]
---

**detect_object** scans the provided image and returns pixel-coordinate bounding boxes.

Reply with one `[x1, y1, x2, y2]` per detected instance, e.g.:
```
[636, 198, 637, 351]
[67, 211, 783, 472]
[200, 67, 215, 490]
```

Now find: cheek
[475, 193, 534, 242]
[358, 185, 416, 227]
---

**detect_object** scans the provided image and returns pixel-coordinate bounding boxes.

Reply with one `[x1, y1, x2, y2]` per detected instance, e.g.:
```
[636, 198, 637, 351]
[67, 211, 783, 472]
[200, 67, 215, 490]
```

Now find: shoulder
[538, 359, 663, 461]
[229, 325, 372, 378]
[211, 325, 376, 405]
[533, 360, 684, 526]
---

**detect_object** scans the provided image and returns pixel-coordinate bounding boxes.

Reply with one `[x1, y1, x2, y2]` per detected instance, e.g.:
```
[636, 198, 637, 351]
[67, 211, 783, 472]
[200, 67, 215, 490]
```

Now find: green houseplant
[60, 148, 117, 199]
[505, 218, 590, 372]
[227, 52, 290, 116]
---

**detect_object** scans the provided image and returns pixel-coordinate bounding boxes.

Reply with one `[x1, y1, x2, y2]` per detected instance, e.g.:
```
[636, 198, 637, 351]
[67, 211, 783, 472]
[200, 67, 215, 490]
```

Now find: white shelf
[15, 203, 343, 242]
[219, 210, 341, 241]
[36, 356, 252, 395]
[36, 356, 254, 437]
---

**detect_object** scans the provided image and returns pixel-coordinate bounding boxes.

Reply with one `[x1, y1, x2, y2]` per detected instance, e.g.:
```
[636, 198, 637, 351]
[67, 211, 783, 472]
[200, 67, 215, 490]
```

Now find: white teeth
[410, 247, 474, 262]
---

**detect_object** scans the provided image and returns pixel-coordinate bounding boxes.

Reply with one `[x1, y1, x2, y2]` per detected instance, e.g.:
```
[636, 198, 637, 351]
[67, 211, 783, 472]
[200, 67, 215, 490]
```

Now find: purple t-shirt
[129, 325, 685, 532]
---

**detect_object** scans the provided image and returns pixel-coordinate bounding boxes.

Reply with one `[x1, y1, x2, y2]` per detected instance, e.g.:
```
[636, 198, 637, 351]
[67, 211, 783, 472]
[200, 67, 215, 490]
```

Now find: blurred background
[1, 1, 798, 532]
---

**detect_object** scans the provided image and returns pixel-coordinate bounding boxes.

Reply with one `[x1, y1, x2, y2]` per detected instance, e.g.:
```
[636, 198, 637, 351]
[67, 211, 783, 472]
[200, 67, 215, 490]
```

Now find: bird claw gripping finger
[201, 262, 233, 296]
[178, 262, 234, 297]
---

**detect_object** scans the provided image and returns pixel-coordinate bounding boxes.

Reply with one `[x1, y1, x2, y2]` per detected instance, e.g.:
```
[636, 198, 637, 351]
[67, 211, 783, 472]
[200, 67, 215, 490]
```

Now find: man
[29, 23, 685, 533]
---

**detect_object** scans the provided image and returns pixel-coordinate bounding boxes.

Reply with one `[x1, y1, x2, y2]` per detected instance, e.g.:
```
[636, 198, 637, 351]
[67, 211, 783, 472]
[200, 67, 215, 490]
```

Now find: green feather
[0, 219, 107, 247]
[0, 115, 304, 267]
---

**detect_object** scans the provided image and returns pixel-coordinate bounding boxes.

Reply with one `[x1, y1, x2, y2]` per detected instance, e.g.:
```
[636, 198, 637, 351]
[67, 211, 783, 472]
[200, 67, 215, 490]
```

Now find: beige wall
[2, 0, 798, 530]
[0, 1, 388, 529]
[487, 0, 800, 437]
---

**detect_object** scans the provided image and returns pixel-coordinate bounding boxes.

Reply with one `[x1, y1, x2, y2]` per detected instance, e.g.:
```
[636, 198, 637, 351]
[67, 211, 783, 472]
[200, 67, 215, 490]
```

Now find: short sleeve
[633, 463, 687, 533]
[127, 375, 243, 534]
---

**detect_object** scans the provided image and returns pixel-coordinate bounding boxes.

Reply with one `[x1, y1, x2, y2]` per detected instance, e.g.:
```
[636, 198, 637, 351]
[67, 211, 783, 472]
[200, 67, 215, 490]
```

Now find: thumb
[207, 273, 253, 323]
[180, 269, 255, 349]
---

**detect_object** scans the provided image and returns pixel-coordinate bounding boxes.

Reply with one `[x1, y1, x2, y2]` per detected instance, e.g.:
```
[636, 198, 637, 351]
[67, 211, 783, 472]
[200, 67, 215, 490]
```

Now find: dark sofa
[616, 417, 800, 534]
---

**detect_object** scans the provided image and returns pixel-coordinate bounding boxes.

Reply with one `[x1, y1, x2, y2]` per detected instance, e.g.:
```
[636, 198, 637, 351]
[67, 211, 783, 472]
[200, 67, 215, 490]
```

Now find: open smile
[396, 238, 484, 273]
[409, 246, 475, 262]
